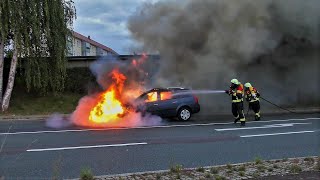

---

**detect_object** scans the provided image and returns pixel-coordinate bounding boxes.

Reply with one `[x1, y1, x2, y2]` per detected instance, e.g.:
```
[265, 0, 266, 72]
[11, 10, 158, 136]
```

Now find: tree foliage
[0, 0, 76, 93]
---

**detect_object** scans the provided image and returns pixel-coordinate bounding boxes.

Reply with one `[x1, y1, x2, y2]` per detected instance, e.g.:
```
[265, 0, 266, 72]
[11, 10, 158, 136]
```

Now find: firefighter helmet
[231, 79, 240, 85]
[244, 82, 252, 88]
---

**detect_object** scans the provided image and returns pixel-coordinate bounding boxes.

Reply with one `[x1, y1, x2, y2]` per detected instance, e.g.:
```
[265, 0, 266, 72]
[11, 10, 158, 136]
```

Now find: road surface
[0, 113, 319, 179]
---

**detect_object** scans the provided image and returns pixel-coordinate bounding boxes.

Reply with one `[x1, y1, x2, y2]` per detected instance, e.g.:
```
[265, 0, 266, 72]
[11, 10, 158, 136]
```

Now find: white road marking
[26, 142, 148, 152]
[0, 117, 319, 136]
[240, 130, 316, 138]
[215, 123, 311, 131]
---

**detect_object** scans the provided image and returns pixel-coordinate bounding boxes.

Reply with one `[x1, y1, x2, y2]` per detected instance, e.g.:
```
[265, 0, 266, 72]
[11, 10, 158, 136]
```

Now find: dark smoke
[128, 0, 320, 113]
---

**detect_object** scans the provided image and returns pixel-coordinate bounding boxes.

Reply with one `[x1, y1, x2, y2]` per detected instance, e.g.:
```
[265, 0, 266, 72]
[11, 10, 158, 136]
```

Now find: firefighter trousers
[249, 100, 261, 120]
[232, 102, 245, 123]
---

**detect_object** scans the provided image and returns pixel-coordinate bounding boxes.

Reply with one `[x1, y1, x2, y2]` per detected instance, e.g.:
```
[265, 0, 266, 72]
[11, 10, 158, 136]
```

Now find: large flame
[89, 69, 127, 124]
[72, 54, 152, 127]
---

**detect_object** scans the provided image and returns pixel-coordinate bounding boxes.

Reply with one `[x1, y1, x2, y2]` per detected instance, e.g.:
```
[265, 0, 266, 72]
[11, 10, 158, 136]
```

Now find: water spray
[174, 90, 225, 96]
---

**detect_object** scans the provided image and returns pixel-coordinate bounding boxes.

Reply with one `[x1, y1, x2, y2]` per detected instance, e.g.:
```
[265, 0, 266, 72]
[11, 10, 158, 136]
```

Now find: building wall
[90, 45, 97, 56]
[67, 34, 114, 56]
[73, 38, 82, 56]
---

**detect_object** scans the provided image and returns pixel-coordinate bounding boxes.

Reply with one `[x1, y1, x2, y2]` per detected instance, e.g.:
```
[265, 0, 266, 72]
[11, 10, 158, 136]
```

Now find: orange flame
[89, 69, 127, 124]
[146, 92, 158, 102]
[73, 54, 151, 127]
[160, 91, 172, 101]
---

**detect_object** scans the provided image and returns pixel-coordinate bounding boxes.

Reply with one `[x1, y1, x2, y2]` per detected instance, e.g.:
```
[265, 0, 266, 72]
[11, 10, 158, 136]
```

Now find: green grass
[289, 164, 302, 173]
[156, 174, 161, 180]
[304, 157, 315, 163]
[196, 166, 205, 173]
[205, 172, 212, 178]
[226, 164, 233, 170]
[3, 90, 83, 115]
[257, 165, 266, 172]
[283, 158, 288, 162]
[80, 168, 94, 180]
[238, 165, 246, 172]
[210, 167, 219, 174]
[170, 164, 183, 174]
[214, 175, 226, 180]
[255, 157, 263, 164]
[239, 171, 245, 176]
[252, 172, 260, 178]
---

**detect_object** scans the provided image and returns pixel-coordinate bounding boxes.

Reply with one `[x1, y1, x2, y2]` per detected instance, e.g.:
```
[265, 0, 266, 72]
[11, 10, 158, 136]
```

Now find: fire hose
[246, 96, 312, 115]
[259, 96, 297, 114]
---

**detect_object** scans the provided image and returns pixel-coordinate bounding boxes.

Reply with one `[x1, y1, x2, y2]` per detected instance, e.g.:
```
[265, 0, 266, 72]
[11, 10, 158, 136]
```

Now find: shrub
[210, 167, 219, 174]
[239, 171, 245, 176]
[257, 165, 266, 172]
[226, 164, 233, 170]
[80, 168, 94, 180]
[304, 157, 315, 163]
[214, 175, 226, 180]
[290, 164, 302, 173]
[170, 164, 183, 174]
[255, 157, 263, 164]
[238, 165, 246, 172]
[196, 166, 205, 173]
[205, 172, 212, 178]
[252, 172, 260, 178]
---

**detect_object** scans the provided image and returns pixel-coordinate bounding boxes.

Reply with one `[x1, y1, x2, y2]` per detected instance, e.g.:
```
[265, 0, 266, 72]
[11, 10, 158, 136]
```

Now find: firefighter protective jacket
[228, 84, 244, 103]
[245, 87, 260, 102]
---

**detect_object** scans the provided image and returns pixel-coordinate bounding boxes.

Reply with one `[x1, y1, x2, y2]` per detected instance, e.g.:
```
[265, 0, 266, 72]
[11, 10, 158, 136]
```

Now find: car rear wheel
[178, 107, 191, 121]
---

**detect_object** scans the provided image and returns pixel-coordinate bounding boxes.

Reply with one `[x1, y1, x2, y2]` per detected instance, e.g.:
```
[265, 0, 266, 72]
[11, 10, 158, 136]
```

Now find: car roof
[148, 87, 190, 92]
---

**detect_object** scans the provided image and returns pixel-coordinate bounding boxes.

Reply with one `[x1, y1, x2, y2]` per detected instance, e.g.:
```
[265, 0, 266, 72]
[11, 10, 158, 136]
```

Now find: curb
[66, 156, 319, 180]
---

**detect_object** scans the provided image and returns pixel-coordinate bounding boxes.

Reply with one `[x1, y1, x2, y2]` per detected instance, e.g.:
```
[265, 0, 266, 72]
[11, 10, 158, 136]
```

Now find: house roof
[72, 31, 118, 55]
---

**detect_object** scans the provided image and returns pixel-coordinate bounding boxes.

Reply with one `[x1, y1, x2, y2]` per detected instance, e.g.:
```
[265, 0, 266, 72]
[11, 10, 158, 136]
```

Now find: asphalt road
[0, 113, 319, 179]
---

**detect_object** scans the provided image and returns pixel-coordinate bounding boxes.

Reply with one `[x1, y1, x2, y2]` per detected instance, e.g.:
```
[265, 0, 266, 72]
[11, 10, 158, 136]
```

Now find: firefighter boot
[255, 113, 261, 121]
[234, 118, 240, 124]
[240, 121, 245, 126]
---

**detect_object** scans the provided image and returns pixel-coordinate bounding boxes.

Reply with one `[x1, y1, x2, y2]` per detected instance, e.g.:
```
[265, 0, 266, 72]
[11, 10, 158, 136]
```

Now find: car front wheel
[178, 107, 191, 121]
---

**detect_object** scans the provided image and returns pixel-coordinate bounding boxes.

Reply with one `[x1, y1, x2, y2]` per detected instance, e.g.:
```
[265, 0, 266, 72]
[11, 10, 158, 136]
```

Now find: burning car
[130, 87, 200, 121]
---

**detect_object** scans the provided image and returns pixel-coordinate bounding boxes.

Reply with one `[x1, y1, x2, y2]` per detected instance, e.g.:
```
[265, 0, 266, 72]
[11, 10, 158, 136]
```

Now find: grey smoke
[128, 0, 320, 113]
[46, 114, 72, 129]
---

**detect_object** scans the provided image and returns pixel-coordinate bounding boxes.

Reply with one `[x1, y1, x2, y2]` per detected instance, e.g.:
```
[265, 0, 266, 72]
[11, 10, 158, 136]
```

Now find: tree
[0, 0, 76, 111]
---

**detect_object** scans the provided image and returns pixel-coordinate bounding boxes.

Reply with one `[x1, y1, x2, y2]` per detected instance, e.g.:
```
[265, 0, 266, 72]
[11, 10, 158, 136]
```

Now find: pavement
[0, 113, 319, 179]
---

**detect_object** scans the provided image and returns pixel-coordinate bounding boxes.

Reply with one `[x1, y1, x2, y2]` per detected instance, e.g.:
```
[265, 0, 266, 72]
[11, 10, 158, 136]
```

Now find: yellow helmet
[244, 82, 252, 88]
[231, 79, 240, 85]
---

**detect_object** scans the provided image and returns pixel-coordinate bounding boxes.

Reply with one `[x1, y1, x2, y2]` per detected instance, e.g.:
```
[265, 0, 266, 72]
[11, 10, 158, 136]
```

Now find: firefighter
[225, 79, 246, 126]
[244, 82, 261, 121]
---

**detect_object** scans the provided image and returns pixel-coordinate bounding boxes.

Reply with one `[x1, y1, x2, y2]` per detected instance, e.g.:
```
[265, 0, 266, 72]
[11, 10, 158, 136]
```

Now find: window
[140, 91, 158, 102]
[160, 91, 173, 101]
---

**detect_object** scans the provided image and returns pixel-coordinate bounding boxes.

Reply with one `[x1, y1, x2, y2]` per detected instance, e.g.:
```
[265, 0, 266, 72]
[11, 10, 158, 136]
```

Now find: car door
[156, 90, 177, 117]
[140, 90, 161, 116]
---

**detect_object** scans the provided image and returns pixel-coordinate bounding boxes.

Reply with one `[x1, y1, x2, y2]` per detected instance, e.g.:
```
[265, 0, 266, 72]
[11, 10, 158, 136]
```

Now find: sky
[74, 0, 159, 54]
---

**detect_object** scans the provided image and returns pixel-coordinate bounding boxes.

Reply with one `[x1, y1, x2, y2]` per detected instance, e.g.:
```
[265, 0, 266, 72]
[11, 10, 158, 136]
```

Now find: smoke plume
[71, 56, 163, 127]
[128, 0, 320, 112]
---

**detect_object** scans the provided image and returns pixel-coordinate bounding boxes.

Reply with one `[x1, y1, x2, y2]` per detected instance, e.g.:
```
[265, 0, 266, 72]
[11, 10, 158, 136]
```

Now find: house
[67, 31, 118, 56]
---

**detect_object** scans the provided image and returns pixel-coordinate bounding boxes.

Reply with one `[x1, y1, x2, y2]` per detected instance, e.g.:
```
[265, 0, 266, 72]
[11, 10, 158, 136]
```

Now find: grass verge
[2, 90, 82, 116]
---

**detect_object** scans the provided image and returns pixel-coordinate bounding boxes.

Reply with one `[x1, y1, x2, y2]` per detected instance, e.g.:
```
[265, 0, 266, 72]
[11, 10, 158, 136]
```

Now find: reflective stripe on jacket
[245, 87, 260, 102]
[230, 84, 244, 103]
